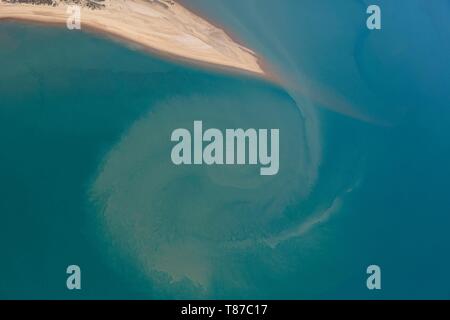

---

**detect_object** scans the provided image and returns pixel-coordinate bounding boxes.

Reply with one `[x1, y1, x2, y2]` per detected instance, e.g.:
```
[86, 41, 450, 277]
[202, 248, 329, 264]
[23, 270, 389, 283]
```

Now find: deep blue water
[180, 0, 450, 298]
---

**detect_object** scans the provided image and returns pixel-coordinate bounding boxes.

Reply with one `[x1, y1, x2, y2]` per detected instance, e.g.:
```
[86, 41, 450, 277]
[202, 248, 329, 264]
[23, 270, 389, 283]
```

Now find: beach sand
[0, 0, 267, 77]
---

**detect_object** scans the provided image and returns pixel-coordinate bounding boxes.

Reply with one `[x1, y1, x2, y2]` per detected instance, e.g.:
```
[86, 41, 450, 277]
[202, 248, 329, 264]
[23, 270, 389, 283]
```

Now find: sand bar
[0, 0, 267, 77]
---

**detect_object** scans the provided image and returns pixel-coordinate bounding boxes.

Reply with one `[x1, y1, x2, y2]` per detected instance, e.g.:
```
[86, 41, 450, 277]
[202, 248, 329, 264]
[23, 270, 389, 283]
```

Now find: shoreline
[174, 0, 282, 84]
[0, 1, 281, 85]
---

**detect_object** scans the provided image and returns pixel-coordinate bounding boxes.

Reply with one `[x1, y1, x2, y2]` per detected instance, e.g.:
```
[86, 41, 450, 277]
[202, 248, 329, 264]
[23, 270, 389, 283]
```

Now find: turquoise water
[1, 0, 450, 299]
[179, 0, 450, 298]
[0, 22, 319, 299]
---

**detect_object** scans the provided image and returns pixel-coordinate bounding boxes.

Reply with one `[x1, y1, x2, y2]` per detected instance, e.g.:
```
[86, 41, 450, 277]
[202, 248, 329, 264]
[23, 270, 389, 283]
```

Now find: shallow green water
[0, 22, 322, 298]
